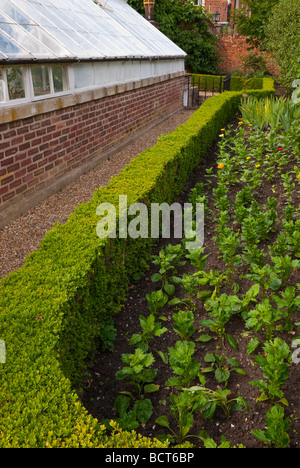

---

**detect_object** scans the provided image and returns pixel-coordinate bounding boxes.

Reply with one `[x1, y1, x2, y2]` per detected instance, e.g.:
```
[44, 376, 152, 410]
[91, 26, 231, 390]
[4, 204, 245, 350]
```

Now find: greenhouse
[0, 0, 186, 104]
[0, 0, 187, 226]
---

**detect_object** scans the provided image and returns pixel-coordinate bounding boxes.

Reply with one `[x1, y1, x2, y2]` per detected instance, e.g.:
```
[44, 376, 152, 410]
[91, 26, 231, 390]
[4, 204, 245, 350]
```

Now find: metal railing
[185, 74, 231, 108]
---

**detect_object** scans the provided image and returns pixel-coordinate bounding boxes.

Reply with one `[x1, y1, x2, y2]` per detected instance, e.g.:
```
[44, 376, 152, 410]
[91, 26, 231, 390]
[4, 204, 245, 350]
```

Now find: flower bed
[0, 82, 275, 448]
[83, 95, 300, 448]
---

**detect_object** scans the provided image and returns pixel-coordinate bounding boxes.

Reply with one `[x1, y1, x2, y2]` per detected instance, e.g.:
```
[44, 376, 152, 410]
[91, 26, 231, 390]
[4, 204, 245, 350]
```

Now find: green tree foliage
[128, 0, 219, 74]
[232, 0, 279, 50]
[264, 0, 300, 90]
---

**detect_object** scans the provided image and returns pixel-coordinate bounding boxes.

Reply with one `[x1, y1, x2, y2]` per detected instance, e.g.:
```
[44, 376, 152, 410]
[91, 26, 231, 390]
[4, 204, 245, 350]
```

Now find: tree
[232, 0, 279, 50]
[128, 0, 219, 74]
[264, 0, 300, 90]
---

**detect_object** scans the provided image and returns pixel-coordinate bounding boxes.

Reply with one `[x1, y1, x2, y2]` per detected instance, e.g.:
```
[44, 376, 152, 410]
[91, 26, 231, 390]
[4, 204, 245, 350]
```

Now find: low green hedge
[189, 73, 224, 91]
[189, 74, 275, 94]
[0, 85, 274, 448]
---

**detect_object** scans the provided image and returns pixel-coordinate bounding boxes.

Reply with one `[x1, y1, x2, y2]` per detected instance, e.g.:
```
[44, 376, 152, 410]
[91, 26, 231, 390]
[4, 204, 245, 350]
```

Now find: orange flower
[218, 163, 225, 169]
[297, 173, 300, 179]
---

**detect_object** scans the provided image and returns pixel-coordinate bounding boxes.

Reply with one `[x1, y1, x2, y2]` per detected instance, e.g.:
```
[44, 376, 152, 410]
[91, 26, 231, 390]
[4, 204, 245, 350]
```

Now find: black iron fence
[185, 74, 232, 108]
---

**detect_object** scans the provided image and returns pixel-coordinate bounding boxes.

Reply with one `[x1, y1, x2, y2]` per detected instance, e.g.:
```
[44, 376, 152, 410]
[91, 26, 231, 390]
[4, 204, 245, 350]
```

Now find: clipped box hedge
[0, 83, 274, 448]
[189, 73, 275, 94]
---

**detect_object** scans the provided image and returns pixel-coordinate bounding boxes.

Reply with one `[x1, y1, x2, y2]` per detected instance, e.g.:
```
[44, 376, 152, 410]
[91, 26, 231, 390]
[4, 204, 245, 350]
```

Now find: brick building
[193, 0, 277, 76]
[0, 0, 187, 228]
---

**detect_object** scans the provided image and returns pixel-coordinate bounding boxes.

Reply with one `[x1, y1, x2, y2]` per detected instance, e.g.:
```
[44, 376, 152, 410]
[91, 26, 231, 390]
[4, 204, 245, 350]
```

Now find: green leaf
[155, 415, 171, 429]
[268, 277, 282, 291]
[196, 334, 212, 343]
[251, 429, 271, 444]
[114, 395, 130, 417]
[151, 273, 163, 282]
[247, 338, 261, 354]
[168, 297, 182, 306]
[144, 383, 160, 394]
[164, 282, 175, 296]
[134, 399, 153, 424]
[157, 350, 169, 364]
[226, 333, 239, 350]
[215, 368, 230, 383]
[197, 290, 213, 301]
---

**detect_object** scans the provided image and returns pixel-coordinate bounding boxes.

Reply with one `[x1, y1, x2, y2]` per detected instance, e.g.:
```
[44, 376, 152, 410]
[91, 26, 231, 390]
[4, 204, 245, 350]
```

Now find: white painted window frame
[0, 64, 72, 107]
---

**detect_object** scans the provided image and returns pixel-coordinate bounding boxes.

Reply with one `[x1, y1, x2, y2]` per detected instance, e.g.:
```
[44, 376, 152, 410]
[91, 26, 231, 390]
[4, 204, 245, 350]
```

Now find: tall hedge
[0, 82, 274, 448]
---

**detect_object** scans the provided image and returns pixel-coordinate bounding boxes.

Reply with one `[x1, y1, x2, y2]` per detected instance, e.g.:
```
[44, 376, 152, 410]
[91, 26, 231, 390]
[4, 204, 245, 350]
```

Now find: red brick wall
[0, 75, 184, 227]
[217, 33, 279, 76]
[205, 0, 232, 23]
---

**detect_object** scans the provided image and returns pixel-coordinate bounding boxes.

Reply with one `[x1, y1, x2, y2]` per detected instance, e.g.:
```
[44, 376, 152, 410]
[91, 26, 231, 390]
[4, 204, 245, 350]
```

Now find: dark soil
[81, 118, 300, 449]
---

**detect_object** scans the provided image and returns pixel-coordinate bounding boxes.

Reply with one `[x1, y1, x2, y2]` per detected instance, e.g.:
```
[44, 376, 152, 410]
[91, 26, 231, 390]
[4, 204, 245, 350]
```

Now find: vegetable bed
[82, 97, 300, 448]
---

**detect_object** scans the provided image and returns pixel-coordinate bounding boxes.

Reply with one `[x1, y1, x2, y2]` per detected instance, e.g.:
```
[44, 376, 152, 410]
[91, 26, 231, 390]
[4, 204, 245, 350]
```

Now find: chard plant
[184, 385, 249, 421]
[202, 352, 247, 387]
[151, 244, 185, 296]
[115, 348, 159, 400]
[155, 388, 209, 444]
[270, 254, 299, 288]
[252, 405, 291, 448]
[172, 310, 195, 341]
[165, 340, 201, 389]
[129, 314, 168, 352]
[272, 286, 300, 331]
[146, 289, 168, 316]
[111, 394, 153, 430]
[245, 264, 282, 298]
[200, 293, 241, 349]
[195, 269, 228, 299]
[250, 337, 291, 405]
[243, 298, 287, 341]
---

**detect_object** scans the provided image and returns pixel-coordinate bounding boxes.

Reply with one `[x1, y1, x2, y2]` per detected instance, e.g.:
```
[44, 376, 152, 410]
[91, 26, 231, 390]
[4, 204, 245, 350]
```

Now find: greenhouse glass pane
[31, 65, 50, 96]
[0, 1, 35, 26]
[52, 65, 69, 93]
[0, 23, 54, 56]
[7, 66, 26, 100]
[0, 30, 30, 56]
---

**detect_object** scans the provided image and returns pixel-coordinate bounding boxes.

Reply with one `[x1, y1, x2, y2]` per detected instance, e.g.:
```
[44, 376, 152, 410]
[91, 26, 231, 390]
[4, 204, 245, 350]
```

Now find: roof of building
[0, 0, 186, 64]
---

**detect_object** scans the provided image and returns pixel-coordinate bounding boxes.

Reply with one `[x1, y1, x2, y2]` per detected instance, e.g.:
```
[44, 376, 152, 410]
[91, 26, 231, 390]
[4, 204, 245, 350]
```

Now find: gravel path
[0, 108, 195, 280]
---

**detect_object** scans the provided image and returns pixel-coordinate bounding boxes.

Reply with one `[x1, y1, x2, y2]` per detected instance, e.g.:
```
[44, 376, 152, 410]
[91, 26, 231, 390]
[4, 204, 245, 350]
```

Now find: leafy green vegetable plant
[155, 389, 209, 444]
[165, 341, 201, 389]
[172, 310, 195, 340]
[252, 405, 291, 448]
[151, 244, 185, 296]
[243, 298, 287, 341]
[202, 352, 246, 387]
[200, 293, 241, 349]
[250, 338, 291, 405]
[129, 314, 168, 352]
[115, 348, 159, 400]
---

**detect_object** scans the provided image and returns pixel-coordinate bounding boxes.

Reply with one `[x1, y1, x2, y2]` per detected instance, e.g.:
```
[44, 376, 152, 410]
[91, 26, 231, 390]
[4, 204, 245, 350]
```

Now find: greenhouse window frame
[0, 62, 72, 106]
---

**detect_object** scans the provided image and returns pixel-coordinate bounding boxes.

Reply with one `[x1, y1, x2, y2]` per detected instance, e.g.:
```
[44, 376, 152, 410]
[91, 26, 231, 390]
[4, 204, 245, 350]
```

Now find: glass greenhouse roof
[0, 0, 186, 63]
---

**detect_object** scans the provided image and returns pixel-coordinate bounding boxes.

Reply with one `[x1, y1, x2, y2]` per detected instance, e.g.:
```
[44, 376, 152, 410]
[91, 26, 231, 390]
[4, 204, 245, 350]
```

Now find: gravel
[0, 108, 195, 280]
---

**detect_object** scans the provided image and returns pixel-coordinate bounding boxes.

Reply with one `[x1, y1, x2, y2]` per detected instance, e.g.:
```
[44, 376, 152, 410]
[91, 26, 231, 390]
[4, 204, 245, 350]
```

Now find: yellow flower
[248, 124, 253, 127]
[218, 163, 225, 169]
[238, 121, 243, 125]
[256, 164, 260, 168]
[297, 173, 300, 179]
[221, 128, 225, 131]
[246, 156, 251, 160]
